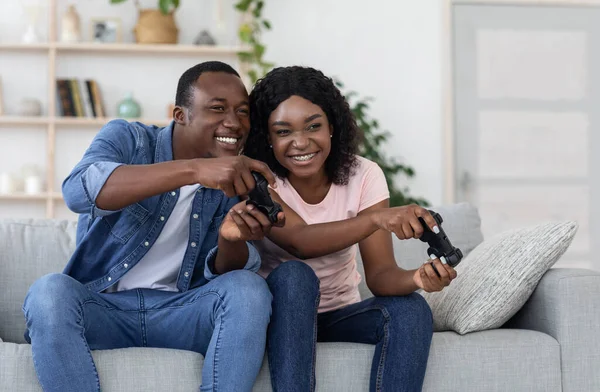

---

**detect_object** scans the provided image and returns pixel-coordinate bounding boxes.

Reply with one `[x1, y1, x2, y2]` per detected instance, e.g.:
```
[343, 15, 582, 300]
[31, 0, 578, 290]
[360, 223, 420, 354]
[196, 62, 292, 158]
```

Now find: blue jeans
[22, 270, 272, 392]
[266, 261, 433, 392]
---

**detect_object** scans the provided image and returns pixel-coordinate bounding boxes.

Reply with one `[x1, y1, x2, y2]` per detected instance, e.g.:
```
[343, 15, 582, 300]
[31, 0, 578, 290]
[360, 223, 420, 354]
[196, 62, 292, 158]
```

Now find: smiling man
[22, 61, 283, 392]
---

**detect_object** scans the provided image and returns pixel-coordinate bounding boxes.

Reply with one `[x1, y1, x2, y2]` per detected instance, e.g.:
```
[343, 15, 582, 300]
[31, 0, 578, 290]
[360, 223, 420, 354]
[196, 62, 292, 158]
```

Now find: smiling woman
[243, 65, 448, 392]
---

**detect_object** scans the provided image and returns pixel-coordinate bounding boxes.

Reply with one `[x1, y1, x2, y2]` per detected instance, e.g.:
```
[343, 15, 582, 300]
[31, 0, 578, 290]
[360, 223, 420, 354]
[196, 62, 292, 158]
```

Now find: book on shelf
[56, 78, 105, 118]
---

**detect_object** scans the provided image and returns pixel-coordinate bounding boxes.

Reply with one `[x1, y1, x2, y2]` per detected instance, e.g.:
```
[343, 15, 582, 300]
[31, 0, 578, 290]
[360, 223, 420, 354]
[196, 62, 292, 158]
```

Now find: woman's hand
[412, 257, 457, 292]
[369, 204, 439, 240]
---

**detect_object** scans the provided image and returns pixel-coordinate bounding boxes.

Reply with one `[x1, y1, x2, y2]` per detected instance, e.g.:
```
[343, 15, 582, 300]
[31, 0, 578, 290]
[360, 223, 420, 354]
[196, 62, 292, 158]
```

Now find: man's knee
[217, 270, 272, 318]
[24, 273, 85, 327]
[267, 260, 319, 297]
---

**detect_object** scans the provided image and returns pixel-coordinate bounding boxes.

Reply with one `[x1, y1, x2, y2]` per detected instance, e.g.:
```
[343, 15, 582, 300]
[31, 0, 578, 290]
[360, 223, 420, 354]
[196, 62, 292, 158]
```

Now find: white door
[452, 2, 599, 270]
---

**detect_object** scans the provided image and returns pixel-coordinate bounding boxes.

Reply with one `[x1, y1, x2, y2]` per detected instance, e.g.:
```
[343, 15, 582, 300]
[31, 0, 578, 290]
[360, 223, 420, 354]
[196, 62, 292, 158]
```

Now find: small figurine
[61, 4, 81, 43]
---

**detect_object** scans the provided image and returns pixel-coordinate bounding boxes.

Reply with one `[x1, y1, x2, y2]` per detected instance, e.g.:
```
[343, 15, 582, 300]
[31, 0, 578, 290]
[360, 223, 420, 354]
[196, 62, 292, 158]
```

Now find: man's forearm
[96, 160, 197, 211]
[368, 266, 419, 296]
[213, 236, 249, 274]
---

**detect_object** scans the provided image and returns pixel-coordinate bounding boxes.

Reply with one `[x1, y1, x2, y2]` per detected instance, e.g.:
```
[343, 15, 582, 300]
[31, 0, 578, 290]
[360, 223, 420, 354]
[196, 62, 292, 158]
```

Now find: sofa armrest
[504, 268, 600, 392]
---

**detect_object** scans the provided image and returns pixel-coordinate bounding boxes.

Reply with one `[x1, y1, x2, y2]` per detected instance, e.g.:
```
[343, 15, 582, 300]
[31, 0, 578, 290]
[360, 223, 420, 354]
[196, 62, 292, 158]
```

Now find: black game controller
[418, 210, 463, 275]
[246, 172, 283, 224]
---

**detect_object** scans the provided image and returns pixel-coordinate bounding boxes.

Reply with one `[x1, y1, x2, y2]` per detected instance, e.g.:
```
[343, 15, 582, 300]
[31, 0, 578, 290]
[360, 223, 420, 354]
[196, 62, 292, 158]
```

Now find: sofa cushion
[0, 329, 560, 391]
[423, 221, 578, 335]
[357, 203, 484, 300]
[0, 219, 77, 343]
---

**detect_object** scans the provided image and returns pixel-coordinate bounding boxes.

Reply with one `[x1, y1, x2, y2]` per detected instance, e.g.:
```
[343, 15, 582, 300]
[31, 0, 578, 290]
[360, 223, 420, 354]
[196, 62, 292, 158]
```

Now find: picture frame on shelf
[90, 18, 122, 43]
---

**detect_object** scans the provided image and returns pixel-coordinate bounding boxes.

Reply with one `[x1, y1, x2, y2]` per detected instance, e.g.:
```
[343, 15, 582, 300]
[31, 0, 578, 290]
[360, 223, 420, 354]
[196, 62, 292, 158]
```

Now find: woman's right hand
[413, 257, 458, 292]
[370, 204, 439, 240]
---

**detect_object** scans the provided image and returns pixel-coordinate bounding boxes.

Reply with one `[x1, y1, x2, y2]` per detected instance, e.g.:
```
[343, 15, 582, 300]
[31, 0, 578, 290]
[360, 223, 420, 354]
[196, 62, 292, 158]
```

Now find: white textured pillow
[422, 221, 578, 335]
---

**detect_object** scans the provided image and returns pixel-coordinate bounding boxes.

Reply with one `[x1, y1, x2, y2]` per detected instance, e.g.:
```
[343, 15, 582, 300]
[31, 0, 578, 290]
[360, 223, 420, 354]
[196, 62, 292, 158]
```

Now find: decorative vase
[134, 9, 178, 44]
[117, 93, 142, 118]
[22, 5, 42, 44]
[61, 4, 81, 43]
[194, 30, 216, 46]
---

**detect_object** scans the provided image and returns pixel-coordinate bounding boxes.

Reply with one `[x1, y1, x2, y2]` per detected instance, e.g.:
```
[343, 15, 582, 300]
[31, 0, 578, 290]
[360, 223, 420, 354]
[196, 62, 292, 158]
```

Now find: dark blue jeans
[266, 261, 433, 392]
[22, 270, 272, 392]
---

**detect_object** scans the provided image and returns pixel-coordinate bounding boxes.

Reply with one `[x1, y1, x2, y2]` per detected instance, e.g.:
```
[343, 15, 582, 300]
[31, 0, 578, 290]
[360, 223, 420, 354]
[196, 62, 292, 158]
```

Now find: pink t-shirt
[255, 156, 390, 313]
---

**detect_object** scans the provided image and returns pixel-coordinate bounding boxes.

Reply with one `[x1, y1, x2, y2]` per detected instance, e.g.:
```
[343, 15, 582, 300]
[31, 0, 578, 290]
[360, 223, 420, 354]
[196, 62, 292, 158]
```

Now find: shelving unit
[0, 0, 244, 219]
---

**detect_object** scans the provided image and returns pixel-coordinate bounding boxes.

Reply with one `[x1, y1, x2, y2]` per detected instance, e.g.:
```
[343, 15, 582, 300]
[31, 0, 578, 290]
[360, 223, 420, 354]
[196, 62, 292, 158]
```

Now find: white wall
[262, 0, 445, 206]
[0, 0, 446, 219]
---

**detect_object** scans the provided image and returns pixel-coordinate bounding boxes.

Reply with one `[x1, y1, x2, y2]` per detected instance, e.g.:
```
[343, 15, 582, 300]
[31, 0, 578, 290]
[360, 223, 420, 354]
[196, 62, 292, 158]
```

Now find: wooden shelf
[0, 43, 51, 51]
[0, 193, 63, 201]
[0, 116, 51, 126]
[0, 42, 245, 56]
[0, 1, 246, 219]
[0, 116, 172, 127]
[54, 117, 172, 126]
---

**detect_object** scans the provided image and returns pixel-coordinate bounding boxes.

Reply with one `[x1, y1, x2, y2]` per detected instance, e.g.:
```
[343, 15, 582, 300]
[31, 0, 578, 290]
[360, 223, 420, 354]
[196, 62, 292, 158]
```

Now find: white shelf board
[53, 42, 244, 55]
[0, 116, 172, 127]
[0, 43, 51, 51]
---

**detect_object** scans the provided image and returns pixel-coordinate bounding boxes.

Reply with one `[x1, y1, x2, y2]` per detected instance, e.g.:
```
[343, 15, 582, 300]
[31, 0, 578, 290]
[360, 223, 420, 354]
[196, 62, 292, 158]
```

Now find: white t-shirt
[107, 184, 200, 292]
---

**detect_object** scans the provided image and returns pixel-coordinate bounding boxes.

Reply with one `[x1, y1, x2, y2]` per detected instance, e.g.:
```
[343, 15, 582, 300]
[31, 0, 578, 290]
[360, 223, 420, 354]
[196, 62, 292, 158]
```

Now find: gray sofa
[1, 203, 598, 391]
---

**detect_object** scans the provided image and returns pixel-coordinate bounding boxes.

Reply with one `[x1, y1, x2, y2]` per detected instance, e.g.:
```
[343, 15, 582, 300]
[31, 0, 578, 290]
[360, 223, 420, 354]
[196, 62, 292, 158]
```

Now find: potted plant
[110, 0, 179, 44]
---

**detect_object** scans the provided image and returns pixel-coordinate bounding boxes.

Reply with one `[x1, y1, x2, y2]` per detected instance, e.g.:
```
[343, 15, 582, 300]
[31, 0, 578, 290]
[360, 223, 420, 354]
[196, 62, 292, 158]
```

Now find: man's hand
[219, 200, 285, 242]
[192, 156, 277, 197]
[412, 258, 457, 292]
[369, 204, 439, 240]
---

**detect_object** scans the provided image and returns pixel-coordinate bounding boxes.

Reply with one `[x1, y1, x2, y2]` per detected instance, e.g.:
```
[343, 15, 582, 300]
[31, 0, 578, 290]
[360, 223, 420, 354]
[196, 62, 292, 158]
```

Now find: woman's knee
[267, 261, 319, 298]
[380, 293, 433, 331]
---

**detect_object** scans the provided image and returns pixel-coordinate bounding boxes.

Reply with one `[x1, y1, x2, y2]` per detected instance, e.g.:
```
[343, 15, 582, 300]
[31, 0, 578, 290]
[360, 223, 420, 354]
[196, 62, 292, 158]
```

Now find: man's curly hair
[244, 66, 359, 185]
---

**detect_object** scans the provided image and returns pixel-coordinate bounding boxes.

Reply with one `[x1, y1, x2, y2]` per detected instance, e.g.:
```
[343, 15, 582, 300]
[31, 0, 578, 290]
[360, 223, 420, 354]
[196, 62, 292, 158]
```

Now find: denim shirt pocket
[102, 203, 150, 244]
[208, 213, 226, 232]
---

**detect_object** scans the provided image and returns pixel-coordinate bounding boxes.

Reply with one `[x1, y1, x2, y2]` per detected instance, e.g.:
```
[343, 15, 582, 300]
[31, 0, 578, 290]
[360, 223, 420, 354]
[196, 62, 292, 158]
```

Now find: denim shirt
[61, 119, 260, 293]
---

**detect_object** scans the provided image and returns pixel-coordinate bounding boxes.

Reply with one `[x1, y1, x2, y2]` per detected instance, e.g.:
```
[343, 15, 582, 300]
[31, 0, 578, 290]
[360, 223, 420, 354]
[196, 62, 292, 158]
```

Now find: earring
[330, 134, 333, 138]
[269, 145, 272, 148]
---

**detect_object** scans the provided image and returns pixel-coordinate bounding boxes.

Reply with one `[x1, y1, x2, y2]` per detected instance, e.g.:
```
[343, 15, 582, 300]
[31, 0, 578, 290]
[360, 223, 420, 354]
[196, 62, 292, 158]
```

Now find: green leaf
[172, 0, 180, 8]
[238, 25, 252, 42]
[159, 0, 170, 14]
[110, 0, 127, 3]
[262, 20, 272, 29]
[237, 51, 254, 61]
[253, 43, 265, 59]
[253, 1, 264, 17]
[235, 0, 253, 11]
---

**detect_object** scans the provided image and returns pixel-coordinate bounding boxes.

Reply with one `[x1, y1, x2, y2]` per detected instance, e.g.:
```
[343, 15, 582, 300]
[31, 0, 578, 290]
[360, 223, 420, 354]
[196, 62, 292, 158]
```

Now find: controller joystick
[246, 172, 283, 224]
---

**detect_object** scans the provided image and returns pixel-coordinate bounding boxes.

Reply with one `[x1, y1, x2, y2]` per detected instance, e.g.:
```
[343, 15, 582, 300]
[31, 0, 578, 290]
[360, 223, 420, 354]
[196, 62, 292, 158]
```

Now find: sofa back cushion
[0, 219, 77, 343]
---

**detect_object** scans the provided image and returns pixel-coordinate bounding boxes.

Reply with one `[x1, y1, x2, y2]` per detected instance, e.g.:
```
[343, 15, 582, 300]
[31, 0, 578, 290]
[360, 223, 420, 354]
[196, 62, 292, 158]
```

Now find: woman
[241, 66, 457, 392]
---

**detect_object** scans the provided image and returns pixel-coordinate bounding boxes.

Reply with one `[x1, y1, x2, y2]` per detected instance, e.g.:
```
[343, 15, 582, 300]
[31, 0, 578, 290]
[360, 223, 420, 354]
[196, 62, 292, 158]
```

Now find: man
[22, 61, 284, 392]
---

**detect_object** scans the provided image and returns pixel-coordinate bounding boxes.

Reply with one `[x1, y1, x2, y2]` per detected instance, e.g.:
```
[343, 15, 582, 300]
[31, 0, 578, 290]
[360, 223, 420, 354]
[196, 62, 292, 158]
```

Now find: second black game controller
[418, 210, 463, 275]
[246, 172, 283, 224]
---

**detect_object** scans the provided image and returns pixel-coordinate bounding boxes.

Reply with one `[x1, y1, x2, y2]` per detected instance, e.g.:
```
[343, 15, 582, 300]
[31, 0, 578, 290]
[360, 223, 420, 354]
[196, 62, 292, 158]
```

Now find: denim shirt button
[107, 277, 112, 282]
[184, 272, 190, 278]
[124, 263, 128, 268]
[191, 242, 197, 248]
[170, 191, 176, 196]
[160, 216, 165, 221]
[193, 214, 199, 219]
[144, 241, 149, 247]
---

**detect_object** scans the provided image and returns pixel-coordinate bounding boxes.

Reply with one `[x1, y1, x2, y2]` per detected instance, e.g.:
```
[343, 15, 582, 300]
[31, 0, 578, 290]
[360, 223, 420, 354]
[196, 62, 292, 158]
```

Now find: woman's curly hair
[244, 66, 359, 185]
